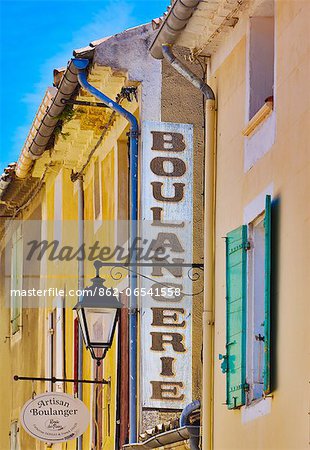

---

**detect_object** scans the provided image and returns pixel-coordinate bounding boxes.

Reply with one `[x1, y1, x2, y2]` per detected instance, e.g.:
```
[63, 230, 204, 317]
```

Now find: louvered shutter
[264, 195, 271, 393]
[225, 225, 248, 408]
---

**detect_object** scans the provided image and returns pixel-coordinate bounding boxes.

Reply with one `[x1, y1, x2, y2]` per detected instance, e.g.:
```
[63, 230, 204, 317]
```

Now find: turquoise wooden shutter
[223, 225, 248, 409]
[264, 195, 271, 393]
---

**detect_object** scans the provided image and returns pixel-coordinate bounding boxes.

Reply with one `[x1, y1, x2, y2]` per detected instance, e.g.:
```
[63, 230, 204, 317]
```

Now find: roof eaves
[149, 0, 200, 59]
[15, 60, 79, 179]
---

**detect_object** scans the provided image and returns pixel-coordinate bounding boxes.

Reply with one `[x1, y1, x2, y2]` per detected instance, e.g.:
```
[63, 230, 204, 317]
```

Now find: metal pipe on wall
[180, 400, 201, 450]
[202, 91, 216, 450]
[161, 44, 215, 100]
[72, 58, 139, 444]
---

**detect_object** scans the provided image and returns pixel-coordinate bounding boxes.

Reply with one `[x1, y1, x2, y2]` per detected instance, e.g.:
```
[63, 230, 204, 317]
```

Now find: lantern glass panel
[77, 308, 89, 347]
[85, 307, 117, 346]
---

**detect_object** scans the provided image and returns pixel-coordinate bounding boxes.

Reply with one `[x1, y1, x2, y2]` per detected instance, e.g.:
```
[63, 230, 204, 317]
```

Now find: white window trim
[10, 420, 20, 450]
[46, 301, 64, 393]
[10, 226, 23, 344]
[241, 397, 272, 424]
[46, 312, 54, 392]
[54, 297, 65, 393]
[243, 184, 273, 225]
[54, 170, 63, 244]
[247, 213, 265, 404]
[114, 144, 118, 222]
[244, 111, 276, 172]
[93, 159, 103, 233]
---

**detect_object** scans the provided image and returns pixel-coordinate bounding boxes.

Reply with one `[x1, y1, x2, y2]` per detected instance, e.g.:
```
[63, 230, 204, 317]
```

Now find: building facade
[149, 0, 310, 449]
[1, 0, 309, 449]
[0, 21, 205, 450]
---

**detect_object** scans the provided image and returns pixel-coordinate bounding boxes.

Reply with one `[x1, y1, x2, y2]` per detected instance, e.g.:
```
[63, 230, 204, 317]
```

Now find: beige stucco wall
[208, 1, 310, 448]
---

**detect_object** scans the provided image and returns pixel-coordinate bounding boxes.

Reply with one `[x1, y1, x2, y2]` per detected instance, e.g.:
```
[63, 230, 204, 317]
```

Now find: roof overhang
[15, 60, 80, 179]
[150, 0, 200, 59]
[150, 0, 274, 59]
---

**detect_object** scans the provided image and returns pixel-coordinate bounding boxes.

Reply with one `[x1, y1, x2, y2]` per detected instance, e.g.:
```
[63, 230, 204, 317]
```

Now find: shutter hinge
[219, 354, 228, 373]
[255, 333, 265, 342]
[244, 241, 251, 251]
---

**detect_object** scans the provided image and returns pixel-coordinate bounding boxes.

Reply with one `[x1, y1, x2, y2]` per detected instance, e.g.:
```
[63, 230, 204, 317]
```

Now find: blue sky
[0, 0, 168, 170]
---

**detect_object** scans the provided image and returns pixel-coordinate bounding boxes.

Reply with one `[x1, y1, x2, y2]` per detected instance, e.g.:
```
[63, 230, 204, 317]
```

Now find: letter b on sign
[151, 132, 186, 152]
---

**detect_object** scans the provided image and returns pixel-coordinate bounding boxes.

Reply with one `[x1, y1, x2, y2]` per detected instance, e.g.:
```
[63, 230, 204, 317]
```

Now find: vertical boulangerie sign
[140, 121, 193, 410]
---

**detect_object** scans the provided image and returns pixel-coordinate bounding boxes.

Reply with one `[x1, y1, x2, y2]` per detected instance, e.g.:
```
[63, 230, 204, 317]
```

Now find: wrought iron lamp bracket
[94, 261, 204, 297]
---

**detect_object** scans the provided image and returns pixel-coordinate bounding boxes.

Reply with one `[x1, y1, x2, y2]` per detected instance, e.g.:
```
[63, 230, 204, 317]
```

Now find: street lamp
[74, 261, 122, 366]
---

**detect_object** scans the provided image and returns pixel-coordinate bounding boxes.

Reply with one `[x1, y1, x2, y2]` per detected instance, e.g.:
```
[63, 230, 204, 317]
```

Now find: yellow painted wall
[0, 246, 13, 450]
[0, 194, 46, 450]
[39, 150, 120, 450]
[82, 143, 119, 450]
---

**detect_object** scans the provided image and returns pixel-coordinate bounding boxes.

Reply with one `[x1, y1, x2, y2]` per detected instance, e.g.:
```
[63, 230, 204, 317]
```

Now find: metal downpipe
[77, 177, 84, 450]
[180, 400, 201, 450]
[72, 58, 139, 444]
[160, 45, 216, 450]
[161, 44, 215, 100]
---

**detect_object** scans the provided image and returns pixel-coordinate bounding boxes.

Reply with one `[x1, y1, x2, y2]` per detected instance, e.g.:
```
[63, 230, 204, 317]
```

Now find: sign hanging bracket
[14, 375, 109, 385]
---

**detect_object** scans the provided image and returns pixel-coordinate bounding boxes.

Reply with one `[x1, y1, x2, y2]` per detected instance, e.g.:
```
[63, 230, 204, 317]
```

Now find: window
[54, 170, 62, 243]
[248, 13, 274, 120]
[11, 226, 23, 336]
[46, 307, 64, 392]
[10, 421, 20, 450]
[46, 312, 54, 392]
[248, 214, 266, 401]
[93, 159, 101, 220]
[221, 195, 271, 408]
[73, 317, 79, 395]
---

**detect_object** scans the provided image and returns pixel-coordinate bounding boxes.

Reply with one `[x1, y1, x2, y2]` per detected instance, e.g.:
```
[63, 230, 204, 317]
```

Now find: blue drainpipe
[72, 58, 139, 444]
[180, 400, 201, 450]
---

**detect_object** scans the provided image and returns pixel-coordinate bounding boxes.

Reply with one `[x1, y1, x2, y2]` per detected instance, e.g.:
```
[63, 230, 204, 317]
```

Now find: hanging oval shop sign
[20, 392, 90, 443]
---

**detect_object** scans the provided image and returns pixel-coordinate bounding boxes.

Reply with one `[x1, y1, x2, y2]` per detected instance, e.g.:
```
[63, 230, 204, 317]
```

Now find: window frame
[246, 212, 266, 404]
[93, 157, 103, 232]
[10, 421, 20, 450]
[243, 4, 276, 171]
[54, 169, 63, 244]
[223, 194, 272, 409]
[10, 226, 23, 338]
